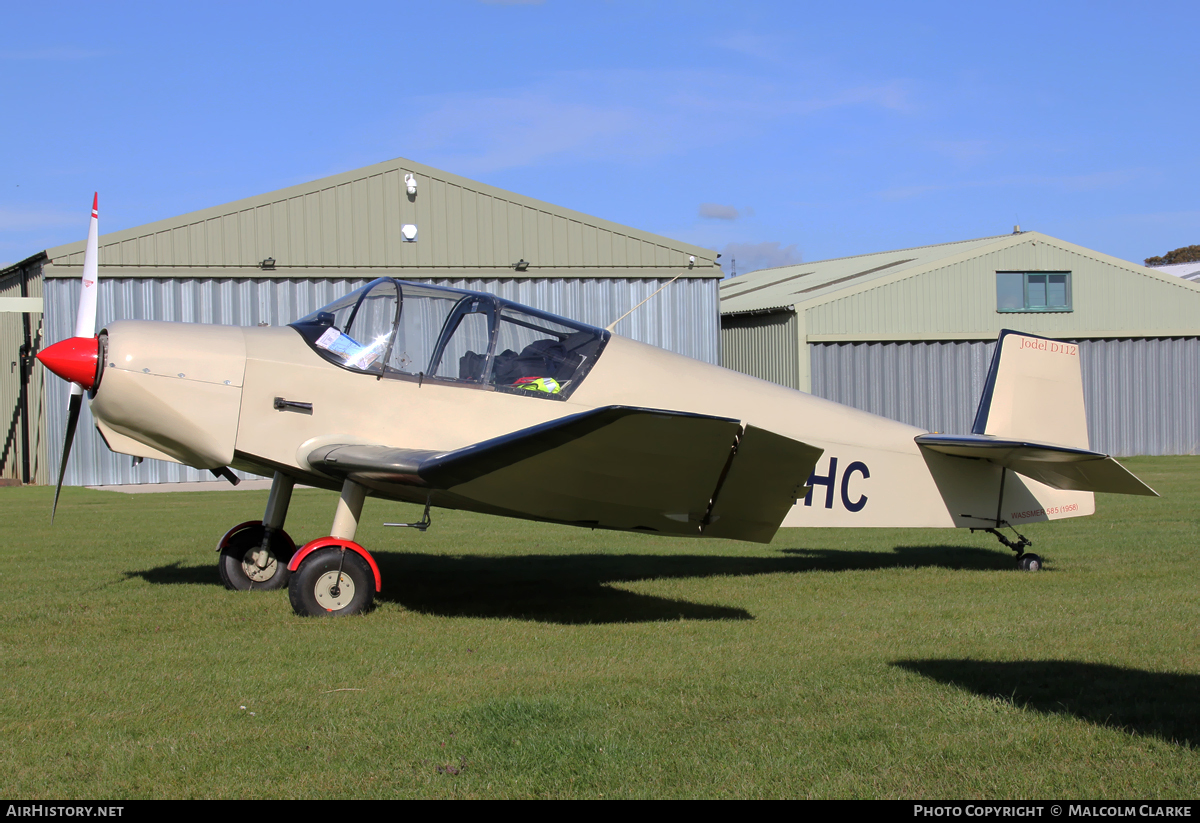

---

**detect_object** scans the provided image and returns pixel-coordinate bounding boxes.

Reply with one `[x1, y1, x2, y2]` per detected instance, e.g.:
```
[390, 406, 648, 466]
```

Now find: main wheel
[288, 547, 374, 617]
[218, 524, 295, 591]
[1017, 553, 1043, 572]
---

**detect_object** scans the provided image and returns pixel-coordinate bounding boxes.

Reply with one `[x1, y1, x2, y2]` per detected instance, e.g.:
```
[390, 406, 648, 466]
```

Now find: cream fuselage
[90, 320, 1092, 534]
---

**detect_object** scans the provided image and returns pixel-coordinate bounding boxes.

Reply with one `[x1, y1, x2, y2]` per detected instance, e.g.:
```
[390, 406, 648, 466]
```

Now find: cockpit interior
[290, 278, 609, 400]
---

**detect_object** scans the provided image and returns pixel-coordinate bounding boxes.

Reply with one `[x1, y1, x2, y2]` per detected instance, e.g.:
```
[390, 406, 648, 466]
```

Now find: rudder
[973, 329, 1088, 449]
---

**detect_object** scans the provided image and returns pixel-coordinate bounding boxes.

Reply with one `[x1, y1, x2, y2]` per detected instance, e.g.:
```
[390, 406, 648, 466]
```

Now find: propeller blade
[44, 193, 101, 521]
[51, 392, 83, 524]
[75, 192, 100, 338]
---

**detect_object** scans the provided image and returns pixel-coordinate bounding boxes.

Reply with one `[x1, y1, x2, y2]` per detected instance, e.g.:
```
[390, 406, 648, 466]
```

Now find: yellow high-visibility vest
[516, 377, 561, 394]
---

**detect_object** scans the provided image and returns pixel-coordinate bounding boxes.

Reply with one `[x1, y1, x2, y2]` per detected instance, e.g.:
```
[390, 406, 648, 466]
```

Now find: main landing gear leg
[287, 478, 380, 617]
[217, 471, 298, 591]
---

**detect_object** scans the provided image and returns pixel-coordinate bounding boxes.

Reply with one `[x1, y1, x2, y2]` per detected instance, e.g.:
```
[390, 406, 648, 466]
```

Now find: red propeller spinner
[38, 336, 101, 391]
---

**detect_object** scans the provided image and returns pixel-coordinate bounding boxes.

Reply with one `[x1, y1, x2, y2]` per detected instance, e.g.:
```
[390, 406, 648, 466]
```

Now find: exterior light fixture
[513, 259, 529, 272]
[260, 257, 276, 270]
[401, 224, 418, 242]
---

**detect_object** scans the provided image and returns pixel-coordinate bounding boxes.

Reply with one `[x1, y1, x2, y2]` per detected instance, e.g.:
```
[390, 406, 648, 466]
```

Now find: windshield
[290, 279, 401, 373]
[291, 279, 608, 399]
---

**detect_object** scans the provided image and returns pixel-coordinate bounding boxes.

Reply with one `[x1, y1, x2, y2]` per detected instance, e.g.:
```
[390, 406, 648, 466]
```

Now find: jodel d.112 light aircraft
[38, 196, 1156, 617]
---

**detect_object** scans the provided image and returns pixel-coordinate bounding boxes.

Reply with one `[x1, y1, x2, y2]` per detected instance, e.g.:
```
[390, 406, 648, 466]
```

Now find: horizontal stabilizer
[310, 406, 822, 542]
[915, 433, 1157, 497]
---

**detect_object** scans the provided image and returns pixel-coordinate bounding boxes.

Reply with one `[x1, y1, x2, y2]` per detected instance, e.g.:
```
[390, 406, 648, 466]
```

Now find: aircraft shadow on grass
[125, 542, 1012, 624]
[125, 561, 214, 586]
[894, 659, 1198, 749]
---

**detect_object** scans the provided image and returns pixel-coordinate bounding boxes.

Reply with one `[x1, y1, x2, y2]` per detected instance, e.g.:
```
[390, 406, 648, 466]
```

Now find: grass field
[1, 456, 1196, 799]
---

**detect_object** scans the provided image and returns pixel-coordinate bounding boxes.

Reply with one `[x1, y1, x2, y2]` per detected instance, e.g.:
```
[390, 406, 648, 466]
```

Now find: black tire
[1018, 553, 1042, 572]
[288, 547, 374, 617]
[218, 525, 294, 591]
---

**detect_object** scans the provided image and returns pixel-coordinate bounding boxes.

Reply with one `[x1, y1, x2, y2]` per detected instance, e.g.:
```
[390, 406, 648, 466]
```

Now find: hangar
[2, 157, 721, 486]
[720, 232, 1200, 456]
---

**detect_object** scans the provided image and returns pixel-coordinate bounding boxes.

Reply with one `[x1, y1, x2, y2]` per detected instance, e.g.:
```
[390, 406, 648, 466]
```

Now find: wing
[915, 433, 1157, 496]
[309, 405, 823, 543]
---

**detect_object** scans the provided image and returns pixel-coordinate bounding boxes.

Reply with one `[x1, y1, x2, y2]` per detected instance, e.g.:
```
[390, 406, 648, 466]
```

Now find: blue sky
[2, 0, 1196, 273]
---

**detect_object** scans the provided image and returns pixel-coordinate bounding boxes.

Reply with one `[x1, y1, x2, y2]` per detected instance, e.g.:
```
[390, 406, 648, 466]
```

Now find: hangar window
[996, 272, 1072, 312]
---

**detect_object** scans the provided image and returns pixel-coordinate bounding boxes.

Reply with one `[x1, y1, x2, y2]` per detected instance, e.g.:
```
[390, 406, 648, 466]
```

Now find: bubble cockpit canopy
[289, 279, 610, 399]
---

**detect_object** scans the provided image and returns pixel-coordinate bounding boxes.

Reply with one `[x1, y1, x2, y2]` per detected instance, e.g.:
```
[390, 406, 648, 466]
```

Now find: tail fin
[973, 329, 1088, 447]
[917, 330, 1156, 497]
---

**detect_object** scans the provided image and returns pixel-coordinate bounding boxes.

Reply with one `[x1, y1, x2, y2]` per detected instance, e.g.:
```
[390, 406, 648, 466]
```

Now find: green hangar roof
[41, 156, 721, 281]
[719, 235, 1009, 314]
[719, 231, 1200, 341]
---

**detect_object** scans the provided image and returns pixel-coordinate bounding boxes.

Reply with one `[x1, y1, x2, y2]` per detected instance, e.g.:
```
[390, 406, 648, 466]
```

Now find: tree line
[1145, 245, 1200, 266]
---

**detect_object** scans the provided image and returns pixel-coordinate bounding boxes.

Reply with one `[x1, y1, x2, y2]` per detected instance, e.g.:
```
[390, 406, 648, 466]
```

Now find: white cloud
[929, 139, 993, 163]
[0, 47, 108, 60]
[406, 90, 656, 174]
[0, 208, 84, 231]
[875, 183, 949, 201]
[722, 241, 802, 276]
[699, 203, 740, 220]
[1059, 169, 1144, 191]
[715, 32, 793, 65]
[403, 69, 914, 174]
[874, 167, 1148, 201]
[806, 80, 914, 114]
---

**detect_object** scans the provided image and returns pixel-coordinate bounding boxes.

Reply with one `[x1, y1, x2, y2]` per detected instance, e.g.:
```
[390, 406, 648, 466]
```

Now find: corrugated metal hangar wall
[10, 156, 722, 487]
[0, 260, 46, 485]
[42, 273, 718, 487]
[808, 337, 1200, 456]
[721, 233, 1200, 456]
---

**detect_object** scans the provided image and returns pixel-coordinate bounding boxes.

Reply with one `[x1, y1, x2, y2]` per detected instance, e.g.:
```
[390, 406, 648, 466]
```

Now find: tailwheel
[1017, 553, 1043, 572]
[971, 526, 1037, 570]
[288, 546, 374, 617]
[217, 521, 296, 591]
